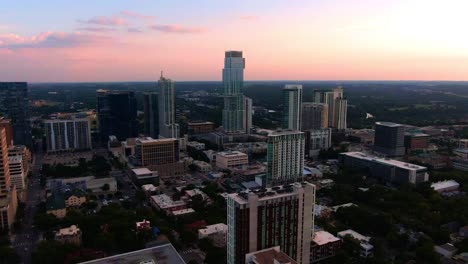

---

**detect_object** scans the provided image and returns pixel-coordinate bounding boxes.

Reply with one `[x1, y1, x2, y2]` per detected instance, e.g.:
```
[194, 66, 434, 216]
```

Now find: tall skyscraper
[282, 85, 303, 131]
[227, 182, 315, 264]
[44, 116, 92, 153]
[97, 90, 138, 142]
[0, 82, 32, 146]
[374, 122, 405, 157]
[314, 87, 347, 130]
[266, 130, 305, 186]
[143, 92, 160, 139]
[244, 97, 253, 134]
[158, 74, 179, 139]
[301, 103, 328, 130]
[0, 127, 17, 231]
[0, 118, 14, 147]
[223, 51, 246, 133]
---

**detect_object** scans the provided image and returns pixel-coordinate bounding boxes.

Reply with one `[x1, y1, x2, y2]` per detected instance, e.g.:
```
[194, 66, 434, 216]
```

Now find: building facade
[188, 121, 215, 134]
[374, 122, 405, 157]
[227, 182, 315, 264]
[244, 97, 253, 134]
[0, 82, 32, 146]
[8, 156, 25, 200]
[0, 118, 13, 147]
[222, 51, 246, 133]
[304, 129, 332, 158]
[143, 92, 160, 139]
[266, 130, 305, 186]
[314, 87, 347, 130]
[282, 85, 303, 131]
[44, 116, 92, 153]
[404, 133, 430, 153]
[134, 137, 180, 166]
[97, 90, 138, 142]
[301, 103, 328, 130]
[216, 151, 249, 170]
[158, 74, 179, 139]
[0, 128, 18, 231]
[55, 225, 82, 245]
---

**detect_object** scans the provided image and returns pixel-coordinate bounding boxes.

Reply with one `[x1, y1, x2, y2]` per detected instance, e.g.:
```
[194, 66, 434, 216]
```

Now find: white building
[337, 230, 373, 258]
[305, 129, 332, 158]
[431, 180, 459, 193]
[198, 223, 228, 247]
[216, 151, 248, 170]
[158, 74, 179, 139]
[150, 194, 187, 213]
[44, 116, 92, 153]
[193, 160, 212, 172]
[282, 85, 303, 131]
[8, 156, 25, 199]
[266, 130, 305, 186]
[244, 97, 253, 134]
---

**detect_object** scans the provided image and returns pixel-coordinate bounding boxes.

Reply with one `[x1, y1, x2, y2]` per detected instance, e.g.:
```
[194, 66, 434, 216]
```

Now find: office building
[339, 152, 429, 184]
[188, 121, 215, 134]
[55, 225, 82, 245]
[9, 145, 31, 177]
[96, 89, 138, 142]
[244, 97, 253, 134]
[158, 74, 179, 138]
[404, 133, 430, 153]
[223, 51, 246, 133]
[282, 85, 303, 131]
[0, 82, 32, 146]
[301, 103, 328, 130]
[245, 246, 297, 264]
[0, 128, 17, 231]
[304, 129, 332, 158]
[310, 231, 342, 263]
[198, 223, 228, 248]
[143, 92, 159, 139]
[314, 87, 347, 130]
[374, 122, 405, 157]
[44, 116, 92, 153]
[0, 118, 13, 147]
[8, 156, 25, 200]
[216, 151, 249, 170]
[266, 130, 305, 186]
[227, 182, 315, 264]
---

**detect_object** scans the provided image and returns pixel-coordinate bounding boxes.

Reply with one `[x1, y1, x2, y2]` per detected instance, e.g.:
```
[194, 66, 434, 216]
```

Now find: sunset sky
[1, 0, 467, 82]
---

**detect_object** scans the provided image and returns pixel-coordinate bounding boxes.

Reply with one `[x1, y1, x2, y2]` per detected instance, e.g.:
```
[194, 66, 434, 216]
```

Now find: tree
[101, 184, 110, 191]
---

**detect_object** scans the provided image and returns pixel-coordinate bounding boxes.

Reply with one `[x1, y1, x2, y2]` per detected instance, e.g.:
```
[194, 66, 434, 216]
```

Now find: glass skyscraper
[158, 74, 179, 139]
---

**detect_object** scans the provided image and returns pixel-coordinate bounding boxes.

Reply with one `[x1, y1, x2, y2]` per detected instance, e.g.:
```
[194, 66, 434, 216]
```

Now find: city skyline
[1, 0, 468, 82]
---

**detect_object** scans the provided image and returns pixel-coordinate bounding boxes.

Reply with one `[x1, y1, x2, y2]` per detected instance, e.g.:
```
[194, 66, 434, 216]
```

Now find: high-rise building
[8, 156, 25, 200]
[143, 92, 160, 139]
[0, 82, 32, 146]
[282, 85, 303, 131]
[227, 182, 315, 264]
[0, 127, 17, 231]
[304, 129, 332, 158]
[301, 103, 328, 130]
[97, 90, 138, 142]
[266, 130, 305, 186]
[44, 116, 92, 153]
[314, 87, 347, 130]
[0, 118, 14, 147]
[8, 145, 31, 177]
[158, 74, 179, 139]
[133, 137, 180, 167]
[223, 51, 246, 133]
[244, 97, 253, 134]
[374, 122, 405, 157]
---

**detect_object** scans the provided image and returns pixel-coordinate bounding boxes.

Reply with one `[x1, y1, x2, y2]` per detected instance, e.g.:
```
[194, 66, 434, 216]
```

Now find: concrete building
[192, 160, 212, 172]
[244, 97, 253, 134]
[8, 145, 31, 176]
[48, 176, 118, 194]
[143, 92, 159, 139]
[0, 127, 18, 231]
[227, 182, 315, 264]
[131, 168, 159, 186]
[158, 73, 179, 139]
[44, 116, 92, 153]
[431, 180, 459, 193]
[245, 246, 297, 264]
[339, 152, 429, 184]
[97, 90, 138, 142]
[304, 129, 332, 158]
[266, 130, 305, 186]
[301, 103, 328, 130]
[55, 225, 82, 245]
[188, 121, 215, 134]
[310, 231, 342, 263]
[0, 118, 13, 147]
[314, 87, 347, 130]
[198, 223, 228, 247]
[150, 194, 187, 214]
[0, 82, 32, 146]
[282, 85, 303, 131]
[187, 141, 206, 150]
[223, 51, 247, 133]
[337, 230, 373, 258]
[434, 243, 458, 258]
[374, 122, 405, 157]
[454, 148, 468, 160]
[216, 151, 249, 170]
[8, 156, 25, 200]
[404, 133, 430, 153]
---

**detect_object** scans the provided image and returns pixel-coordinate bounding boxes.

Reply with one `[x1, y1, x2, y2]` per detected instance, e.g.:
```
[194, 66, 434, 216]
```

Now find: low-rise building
[171, 208, 195, 217]
[131, 168, 159, 186]
[431, 180, 460, 193]
[55, 225, 82, 245]
[198, 223, 228, 247]
[337, 229, 373, 258]
[141, 184, 158, 197]
[188, 121, 215, 134]
[310, 231, 342, 263]
[136, 220, 151, 231]
[64, 189, 87, 207]
[245, 246, 297, 264]
[150, 194, 187, 213]
[185, 188, 209, 202]
[216, 150, 248, 170]
[192, 160, 212, 173]
[187, 141, 206, 150]
[434, 243, 458, 258]
[46, 193, 67, 219]
[48, 176, 118, 194]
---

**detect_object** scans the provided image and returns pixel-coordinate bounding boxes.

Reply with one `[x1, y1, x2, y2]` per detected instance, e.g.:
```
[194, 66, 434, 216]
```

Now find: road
[12, 150, 44, 264]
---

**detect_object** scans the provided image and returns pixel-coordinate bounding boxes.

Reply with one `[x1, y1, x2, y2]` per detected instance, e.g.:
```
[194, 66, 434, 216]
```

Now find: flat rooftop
[216, 150, 247, 157]
[341, 152, 427, 171]
[132, 168, 153, 175]
[227, 182, 314, 205]
[137, 137, 176, 144]
[81, 243, 185, 264]
[431, 180, 459, 190]
[247, 247, 297, 264]
[375, 122, 403, 127]
[312, 231, 341, 246]
[338, 229, 370, 243]
[269, 130, 304, 136]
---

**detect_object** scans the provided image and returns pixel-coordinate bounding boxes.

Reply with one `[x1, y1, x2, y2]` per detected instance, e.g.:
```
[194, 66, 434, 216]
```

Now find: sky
[1, 0, 468, 82]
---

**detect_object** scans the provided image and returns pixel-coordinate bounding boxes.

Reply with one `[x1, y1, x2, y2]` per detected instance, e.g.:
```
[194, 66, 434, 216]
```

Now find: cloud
[240, 15, 259, 21]
[149, 24, 205, 34]
[121, 11, 155, 21]
[76, 27, 116, 33]
[0, 32, 112, 49]
[127, 28, 143, 33]
[78, 16, 127, 26]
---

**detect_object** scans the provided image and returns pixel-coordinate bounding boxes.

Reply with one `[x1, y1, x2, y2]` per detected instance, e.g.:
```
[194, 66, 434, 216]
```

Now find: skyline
[1, 0, 468, 82]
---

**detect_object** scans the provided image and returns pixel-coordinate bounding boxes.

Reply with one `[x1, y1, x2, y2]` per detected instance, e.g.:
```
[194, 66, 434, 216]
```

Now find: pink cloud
[149, 24, 205, 34]
[121, 11, 155, 21]
[78, 16, 127, 26]
[76, 27, 116, 33]
[240, 15, 260, 21]
[0, 32, 112, 49]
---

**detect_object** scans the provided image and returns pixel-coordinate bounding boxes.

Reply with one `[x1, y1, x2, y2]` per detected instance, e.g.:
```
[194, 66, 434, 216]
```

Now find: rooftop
[246, 246, 297, 264]
[216, 150, 248, 157]
[337, 229, 371, 243]
[431, 180, 460, 191]
[136, 137, 177, 144]
[341, 152, 427, 171]
[80, 243, 185, 264]
[312, 231, 341, 246]
[56, 225, 81, 236]
[269, 130, 304, 136]
[172, 208, 195, 216]
[198, 223, 228, 235]
[228, 182, 315, 205]
[132, 168, 153, 175]
[376, 122, 403, 127]
[150, 194, 186, 209]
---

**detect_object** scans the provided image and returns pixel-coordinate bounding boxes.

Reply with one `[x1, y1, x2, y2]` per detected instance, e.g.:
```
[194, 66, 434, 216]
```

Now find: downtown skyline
[1, 0, 468, 82]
